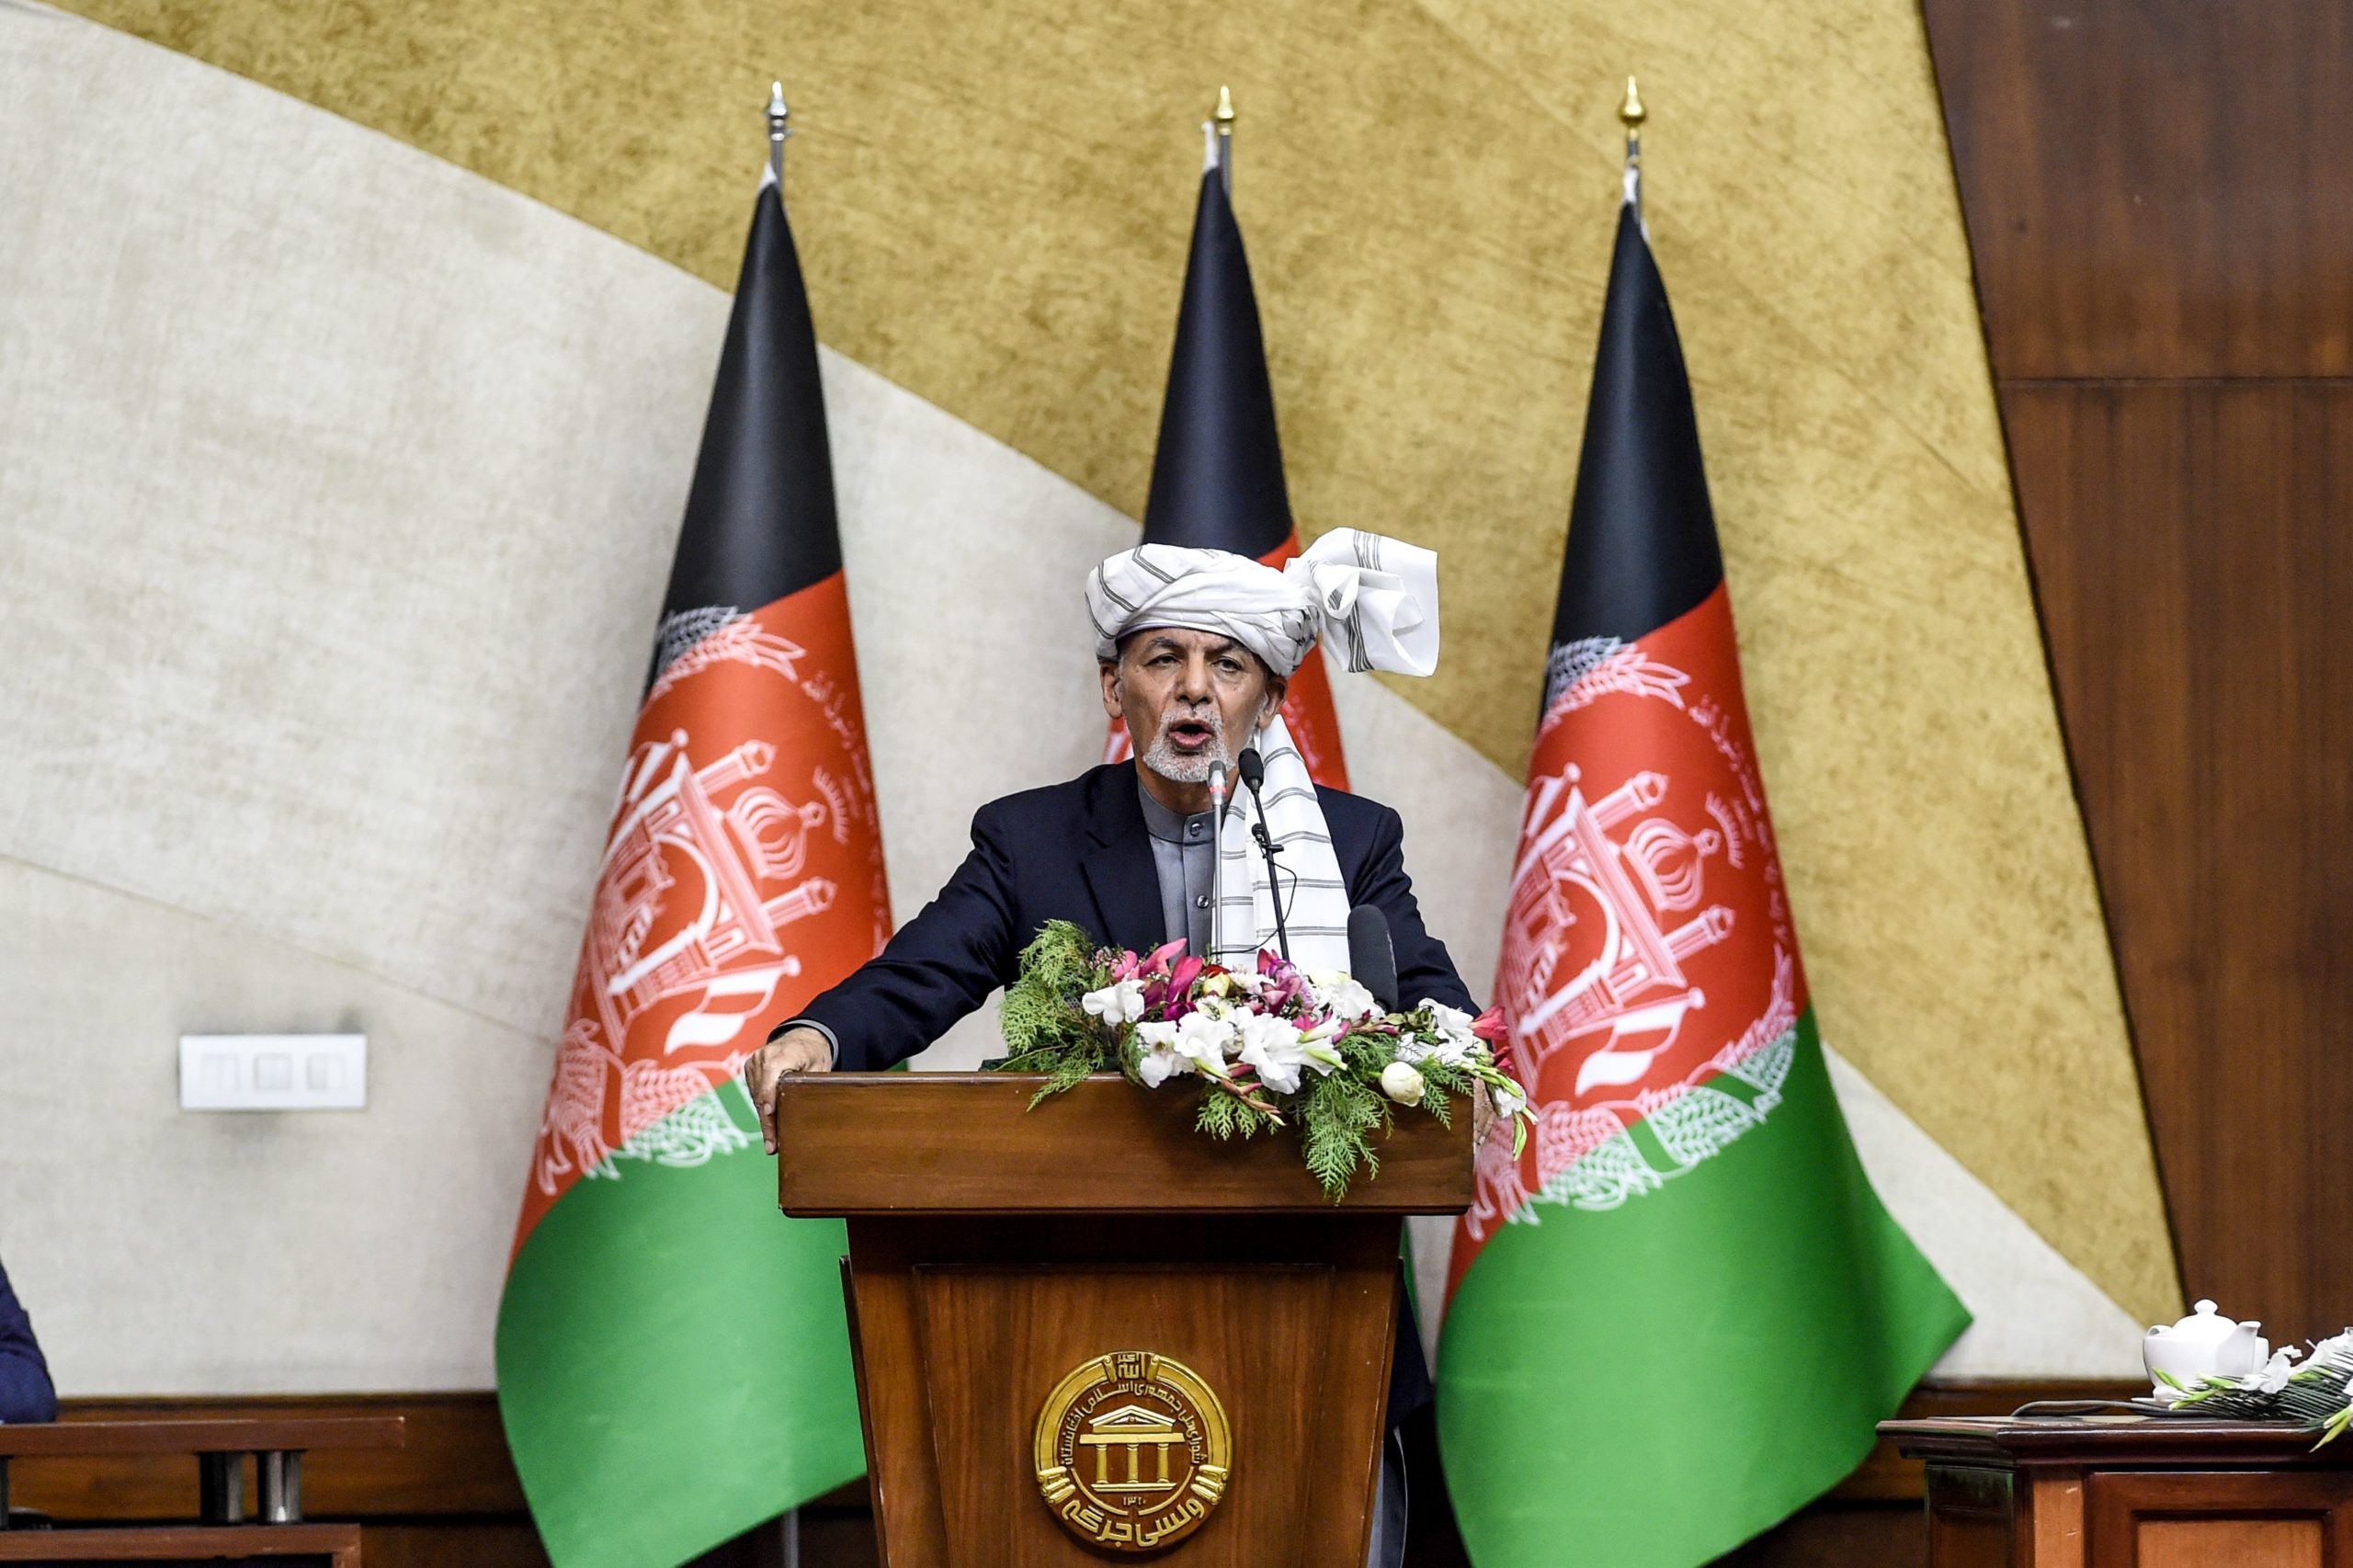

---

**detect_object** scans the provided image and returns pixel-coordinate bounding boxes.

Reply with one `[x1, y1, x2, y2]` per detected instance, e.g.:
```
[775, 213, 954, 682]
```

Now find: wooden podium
[773, 1073, 1473, 1568]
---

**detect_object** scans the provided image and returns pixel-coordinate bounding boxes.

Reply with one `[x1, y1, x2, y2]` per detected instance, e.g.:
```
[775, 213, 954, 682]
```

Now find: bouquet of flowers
[990, 920, 1532, 1199]
[2149, 1330, 2353, 1449]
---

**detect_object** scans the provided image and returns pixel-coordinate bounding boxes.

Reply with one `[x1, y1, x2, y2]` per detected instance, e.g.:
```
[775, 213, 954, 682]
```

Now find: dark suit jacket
[802, 762, 1477, 1071]
[0, 1257, 57, 1425]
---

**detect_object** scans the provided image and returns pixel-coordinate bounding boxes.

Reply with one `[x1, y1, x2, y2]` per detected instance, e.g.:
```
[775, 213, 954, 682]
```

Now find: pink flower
[1471, 1006, 1508, 1047]
[1254, 949, 1307, 1013]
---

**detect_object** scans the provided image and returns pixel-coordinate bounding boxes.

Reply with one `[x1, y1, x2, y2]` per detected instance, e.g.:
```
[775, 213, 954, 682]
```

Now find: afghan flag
[495, 166, 889, 1568]
[1106, 140, 1349, 787]
[1434, 200, 1968, 1565]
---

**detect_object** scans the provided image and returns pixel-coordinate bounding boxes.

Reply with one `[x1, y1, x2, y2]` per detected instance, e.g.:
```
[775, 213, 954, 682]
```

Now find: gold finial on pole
[1211, 85, 1236, 191]
[1619, 74, 1645, 211]
[767, 80, 792, 188]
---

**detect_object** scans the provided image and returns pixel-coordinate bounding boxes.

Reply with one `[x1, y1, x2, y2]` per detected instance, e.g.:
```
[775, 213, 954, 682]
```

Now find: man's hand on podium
[744, 1026, 833, 1154]
[1471, 1083, 1499, 1150]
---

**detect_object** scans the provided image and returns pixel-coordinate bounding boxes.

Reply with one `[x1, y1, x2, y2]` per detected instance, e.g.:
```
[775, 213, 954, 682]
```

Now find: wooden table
[0, 1417, 403, 1565]
[0, 1523, 359, 1564]
[1882, 1414, 2353, 1566]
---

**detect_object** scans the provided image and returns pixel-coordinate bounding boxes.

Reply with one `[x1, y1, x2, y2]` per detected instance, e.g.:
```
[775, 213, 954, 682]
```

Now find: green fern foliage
[996, 921, 1105, 1066]
[1300, 1070, 1392, 1200]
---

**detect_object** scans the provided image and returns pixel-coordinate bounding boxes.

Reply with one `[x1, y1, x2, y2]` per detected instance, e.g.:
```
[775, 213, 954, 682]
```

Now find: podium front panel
[846, 1215, 1400, 1568]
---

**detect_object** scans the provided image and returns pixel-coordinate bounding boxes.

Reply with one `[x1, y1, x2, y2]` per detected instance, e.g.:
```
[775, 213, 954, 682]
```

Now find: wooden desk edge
[1879, 1414, 2349, 1467]
[0, 1415, 407, 1459]
[0, 1522, 360, 1562]
[775, 1071, 1474, 1214]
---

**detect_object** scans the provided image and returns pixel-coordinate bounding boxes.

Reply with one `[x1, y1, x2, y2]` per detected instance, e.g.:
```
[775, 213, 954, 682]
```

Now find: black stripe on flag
[1141, 168, 1293, 557]
[1549, 203, 1725, 650]
[654, 178, 843, 665]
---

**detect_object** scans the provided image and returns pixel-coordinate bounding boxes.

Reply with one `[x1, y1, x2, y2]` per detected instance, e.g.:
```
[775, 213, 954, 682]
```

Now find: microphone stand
[1236, 749, 1290, 962]
[1205, 761, 1230, 964]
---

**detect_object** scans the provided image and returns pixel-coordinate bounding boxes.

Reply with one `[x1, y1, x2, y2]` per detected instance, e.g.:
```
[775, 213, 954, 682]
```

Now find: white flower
[1133, 1020, 1193, 1089]
[1236, 1013, 1324, 1095]
[1425, 1001, 1475, 1035]
[1490, 1080, 1527, 1120]
[1380, 1062, 1427, 1106]
[1082, 978, 1146, 1026]
[1173, 1009, 1239, 1072]
[1395, 1028, 1471, 1069]
[1419, 999, 1481, 1065]
[1312, 972, 1380, 1023]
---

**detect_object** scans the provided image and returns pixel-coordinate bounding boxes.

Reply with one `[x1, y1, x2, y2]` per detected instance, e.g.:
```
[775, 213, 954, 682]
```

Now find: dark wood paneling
[2002, 383, 2353, 1339]
[1924, 1, 2353, 380]
[1923, 0, 2353, 1346]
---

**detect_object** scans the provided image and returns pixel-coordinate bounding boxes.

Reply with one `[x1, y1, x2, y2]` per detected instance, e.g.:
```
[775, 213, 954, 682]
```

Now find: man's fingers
[752, 1053, 781, 1153]
[1471, 1085, 1498, 1146]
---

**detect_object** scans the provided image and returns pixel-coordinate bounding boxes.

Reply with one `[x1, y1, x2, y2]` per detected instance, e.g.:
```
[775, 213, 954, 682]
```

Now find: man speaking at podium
[744, 528, 1472, 1566]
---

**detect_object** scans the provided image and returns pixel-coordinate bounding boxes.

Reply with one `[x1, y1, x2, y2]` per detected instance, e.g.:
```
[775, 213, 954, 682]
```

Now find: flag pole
[1619, 74, 1645, 214]
[767, 79, 792, 190]
[1212, 84, 1235, 194]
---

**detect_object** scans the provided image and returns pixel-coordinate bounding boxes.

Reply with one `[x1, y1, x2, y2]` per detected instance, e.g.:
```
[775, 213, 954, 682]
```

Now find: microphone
[1347, 905, 1399, 1013]
[1233, 745, 1290, 960]
[1236, 745, 1265, 794]
[1207, 759, 1231, 823]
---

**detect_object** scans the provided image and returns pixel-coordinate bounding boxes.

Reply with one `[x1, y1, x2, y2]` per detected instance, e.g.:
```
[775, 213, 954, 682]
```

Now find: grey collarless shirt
[1138, 778, 1218, 960]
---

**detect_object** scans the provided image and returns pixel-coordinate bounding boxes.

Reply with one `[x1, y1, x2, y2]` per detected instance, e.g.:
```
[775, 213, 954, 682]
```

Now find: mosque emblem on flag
[532, 725, 840, 1195]
[521, 594, 892, 1229]
[1498, 765, 1733, 1099]
[1471, 601, 1808, 1236]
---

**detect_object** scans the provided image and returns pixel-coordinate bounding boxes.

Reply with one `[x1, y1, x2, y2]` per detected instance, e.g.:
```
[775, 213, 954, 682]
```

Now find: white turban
[1086, 528, 1440, 679]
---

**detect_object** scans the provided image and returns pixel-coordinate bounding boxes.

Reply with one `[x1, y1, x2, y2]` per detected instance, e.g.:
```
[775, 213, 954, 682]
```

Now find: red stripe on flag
[511, 572, 891, 1256]
[1449, 582, 1809, 1298]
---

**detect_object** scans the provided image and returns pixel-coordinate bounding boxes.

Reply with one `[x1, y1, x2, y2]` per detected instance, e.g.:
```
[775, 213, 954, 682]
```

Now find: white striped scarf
[1211, 714, 1353, 972]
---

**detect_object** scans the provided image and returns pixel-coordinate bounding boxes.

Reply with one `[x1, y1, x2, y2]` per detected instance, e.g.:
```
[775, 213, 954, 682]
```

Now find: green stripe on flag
[1437, 1010, 1966, 1567]
[496, 1084, 865, 1568]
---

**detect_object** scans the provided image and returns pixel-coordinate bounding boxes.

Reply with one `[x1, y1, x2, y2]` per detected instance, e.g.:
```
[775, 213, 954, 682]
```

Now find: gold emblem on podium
[1035, 1351, 1232, 1552]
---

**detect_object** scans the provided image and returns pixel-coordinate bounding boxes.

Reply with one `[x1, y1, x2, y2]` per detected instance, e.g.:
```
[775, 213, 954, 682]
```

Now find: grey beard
[1141, 710, 1233, 784]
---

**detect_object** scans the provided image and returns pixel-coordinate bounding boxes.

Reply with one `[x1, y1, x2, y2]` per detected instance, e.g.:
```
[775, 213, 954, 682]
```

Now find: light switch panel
[179, 1034, 367, 1110]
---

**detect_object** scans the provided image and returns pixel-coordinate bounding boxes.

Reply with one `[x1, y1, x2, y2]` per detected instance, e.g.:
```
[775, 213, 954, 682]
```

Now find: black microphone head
[1346, 904, 1400, 1013]
[1237, 746, 1266, 791]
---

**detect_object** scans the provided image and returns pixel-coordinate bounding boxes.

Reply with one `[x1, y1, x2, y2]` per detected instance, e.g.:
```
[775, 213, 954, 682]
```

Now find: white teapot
[2143, 1299, 2268, 1389]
